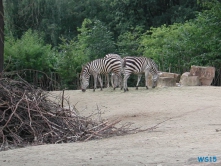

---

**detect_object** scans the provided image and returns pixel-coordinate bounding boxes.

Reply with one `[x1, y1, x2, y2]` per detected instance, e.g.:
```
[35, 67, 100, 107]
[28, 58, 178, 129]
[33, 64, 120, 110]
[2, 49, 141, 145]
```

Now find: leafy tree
[140, 0, 221, 74]
[55, 18, 116, 89]
[0, 0, 3, 73]
[116, 26, 143, 56]
[3, 0, 221, 88]
[4, 29, 54, 72]
[4, 0, 205, 46]
[56, 37, 89, 89]
[77, 18, 116, 60]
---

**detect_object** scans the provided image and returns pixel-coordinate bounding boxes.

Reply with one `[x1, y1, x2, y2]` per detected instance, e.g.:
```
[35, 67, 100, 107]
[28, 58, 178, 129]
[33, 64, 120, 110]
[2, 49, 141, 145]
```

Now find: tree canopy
[3, 0, 221, 88]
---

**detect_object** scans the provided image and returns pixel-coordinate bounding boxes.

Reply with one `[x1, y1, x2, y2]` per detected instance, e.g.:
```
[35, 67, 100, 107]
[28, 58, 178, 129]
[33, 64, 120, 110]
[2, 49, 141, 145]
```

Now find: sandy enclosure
[1, 86, 221, 166]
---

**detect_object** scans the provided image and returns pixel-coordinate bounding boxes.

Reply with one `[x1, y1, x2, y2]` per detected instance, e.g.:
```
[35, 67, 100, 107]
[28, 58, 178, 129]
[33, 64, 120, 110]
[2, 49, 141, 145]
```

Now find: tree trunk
[0, 0, 4, 73]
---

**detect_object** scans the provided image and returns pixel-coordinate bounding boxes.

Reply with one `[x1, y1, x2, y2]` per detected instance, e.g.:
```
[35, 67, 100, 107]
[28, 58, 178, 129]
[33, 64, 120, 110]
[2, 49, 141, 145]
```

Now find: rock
[174, 73, 181, 83]
[180, 72, 201, 86]
[157, 77, 176, 87]
[158, 71, 181, 83]
[187, 76, 201, 86]
[158, 72, 176, 78]
[180, 72, 190, 86]
[147, 71, 180, 87]
[190, 66, 215, 86]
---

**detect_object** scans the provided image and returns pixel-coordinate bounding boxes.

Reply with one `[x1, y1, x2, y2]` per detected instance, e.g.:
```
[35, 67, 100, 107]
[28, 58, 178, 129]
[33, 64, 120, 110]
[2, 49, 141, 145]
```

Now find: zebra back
[105, 53, 121, 60]
[105, 54, 124, 63]
[123, 56, 149, 74]
[81, 57, 122, 79]
[123, 56, 158, 73]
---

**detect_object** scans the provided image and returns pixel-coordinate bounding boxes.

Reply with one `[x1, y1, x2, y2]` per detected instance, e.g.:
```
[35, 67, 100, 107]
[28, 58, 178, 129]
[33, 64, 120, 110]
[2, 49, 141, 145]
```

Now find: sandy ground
[1, 86, 221, 166]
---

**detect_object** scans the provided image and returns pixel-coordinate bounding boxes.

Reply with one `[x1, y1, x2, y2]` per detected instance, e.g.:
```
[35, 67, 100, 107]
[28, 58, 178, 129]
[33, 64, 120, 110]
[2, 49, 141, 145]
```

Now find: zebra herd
[80, 54, 159, 92]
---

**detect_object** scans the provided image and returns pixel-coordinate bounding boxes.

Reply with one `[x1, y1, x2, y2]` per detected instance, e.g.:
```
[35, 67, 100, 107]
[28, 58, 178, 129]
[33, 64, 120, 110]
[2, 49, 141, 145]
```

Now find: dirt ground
[1, 86, 221, 166]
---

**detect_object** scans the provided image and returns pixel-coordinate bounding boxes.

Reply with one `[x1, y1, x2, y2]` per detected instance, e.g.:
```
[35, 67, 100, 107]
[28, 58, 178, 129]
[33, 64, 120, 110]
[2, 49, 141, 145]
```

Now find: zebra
[80, 57, 122, 92]
[105, 54, 149, 90]
[104, 54, 124, 89]
[122, 56, 159, 92]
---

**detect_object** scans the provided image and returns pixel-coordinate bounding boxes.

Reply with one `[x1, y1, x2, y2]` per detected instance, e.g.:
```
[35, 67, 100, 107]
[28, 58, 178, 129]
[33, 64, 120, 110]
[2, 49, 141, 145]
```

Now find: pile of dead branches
[0, 76, 138, 151]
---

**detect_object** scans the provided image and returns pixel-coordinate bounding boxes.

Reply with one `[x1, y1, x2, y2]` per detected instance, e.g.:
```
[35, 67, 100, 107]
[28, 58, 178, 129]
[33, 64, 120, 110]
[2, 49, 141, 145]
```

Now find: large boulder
[190, 66, 215, 86]
[158, 71, 181, 83]
[147, 71, 180, 87]
[180, 72, 201, 86]
[157, 77, 176, 87]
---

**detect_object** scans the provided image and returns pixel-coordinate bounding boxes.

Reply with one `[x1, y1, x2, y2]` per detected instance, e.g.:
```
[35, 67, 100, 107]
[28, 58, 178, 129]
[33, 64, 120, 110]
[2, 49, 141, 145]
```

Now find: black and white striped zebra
[123, 56, 158, 92]
[104, 54, 124, 88]
[80, 57, 122, 92]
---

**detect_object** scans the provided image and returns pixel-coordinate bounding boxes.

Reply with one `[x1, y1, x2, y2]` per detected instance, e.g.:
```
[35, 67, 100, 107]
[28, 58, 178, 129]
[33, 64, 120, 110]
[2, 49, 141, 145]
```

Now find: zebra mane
[81, 62, 90, 75]
[147, 58, 158, 70]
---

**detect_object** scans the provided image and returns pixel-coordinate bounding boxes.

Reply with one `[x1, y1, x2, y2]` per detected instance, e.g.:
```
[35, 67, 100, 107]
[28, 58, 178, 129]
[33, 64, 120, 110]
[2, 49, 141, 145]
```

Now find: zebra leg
[93, 74, 98, 92]
[111, 73, 114, 88]
[118, 74, 123, 90]
[107, 73, 110, 88]
[113, 73, 121, 90]
[120, 70, 124, 90]
[119, 75, 123, 90]
[144, 70, 150, 89]
[98, 74, 103, 90]
[136, 74, 142, 90]
[123, 74, 130, 92]
[113, 74, 116, 90]
[106, 74, 110, 88]
[120, 73, 124, 90]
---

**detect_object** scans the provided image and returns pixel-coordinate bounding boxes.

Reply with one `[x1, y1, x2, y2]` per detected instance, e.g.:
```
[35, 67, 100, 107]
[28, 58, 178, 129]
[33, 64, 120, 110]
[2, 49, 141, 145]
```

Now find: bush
[4, 29, 55, 72]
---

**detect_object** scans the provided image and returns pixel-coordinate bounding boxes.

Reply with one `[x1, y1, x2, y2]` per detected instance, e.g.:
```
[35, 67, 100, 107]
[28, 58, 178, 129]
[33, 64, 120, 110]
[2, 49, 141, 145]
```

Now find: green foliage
[4, 0, 203, 46]
[140, 0, 221, 74]
[77, 19, 116, 60]
[55, 18, 116, 89]
[117, 26, 143, 56]
[56, 37, 89, 89]
[4, 29, 54, 72]
[3, 0, 221, 88]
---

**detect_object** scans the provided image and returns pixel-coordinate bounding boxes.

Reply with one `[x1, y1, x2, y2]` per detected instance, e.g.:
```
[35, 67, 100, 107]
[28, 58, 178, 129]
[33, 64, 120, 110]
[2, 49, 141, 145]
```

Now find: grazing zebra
[123, 56, 159, 92]
[80, 57, 122, 92]
[104, 54, 124, 89]
[105, 54, 147, 89]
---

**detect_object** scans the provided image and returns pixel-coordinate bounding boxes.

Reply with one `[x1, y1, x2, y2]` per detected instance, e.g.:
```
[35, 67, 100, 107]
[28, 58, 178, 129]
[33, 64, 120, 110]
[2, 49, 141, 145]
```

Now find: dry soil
[1, 86, 221, 166]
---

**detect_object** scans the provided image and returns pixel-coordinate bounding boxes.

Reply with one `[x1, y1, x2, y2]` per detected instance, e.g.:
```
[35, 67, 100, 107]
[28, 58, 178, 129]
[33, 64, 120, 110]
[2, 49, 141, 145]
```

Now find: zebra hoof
[113, 87, 116, 90]
[126, 88, 129, 91]
[93, 89, 95, 92]
[146, 86, 148, 89]
[136, 86, 138, 90]
[100, 88, 103, 91]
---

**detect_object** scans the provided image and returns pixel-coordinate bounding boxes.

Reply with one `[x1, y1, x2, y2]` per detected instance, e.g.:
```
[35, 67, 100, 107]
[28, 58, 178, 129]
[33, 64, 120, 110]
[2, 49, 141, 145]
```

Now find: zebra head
[149, 58, 159, 88]
[80, 64, 90, 92]
[152, 72, 159, 88]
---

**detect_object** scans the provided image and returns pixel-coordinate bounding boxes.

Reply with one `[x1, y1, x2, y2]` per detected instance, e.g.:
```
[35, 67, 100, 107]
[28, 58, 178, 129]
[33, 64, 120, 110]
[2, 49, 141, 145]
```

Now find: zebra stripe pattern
[105, 54, 123, 62]
[123, 56, 158, 92]
[80, 57, 122, 92]
[104, 54, 124, 89]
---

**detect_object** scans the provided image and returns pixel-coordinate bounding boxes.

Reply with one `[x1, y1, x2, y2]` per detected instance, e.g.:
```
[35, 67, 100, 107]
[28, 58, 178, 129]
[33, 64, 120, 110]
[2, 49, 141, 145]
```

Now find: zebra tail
[123, 58, 127, 67]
